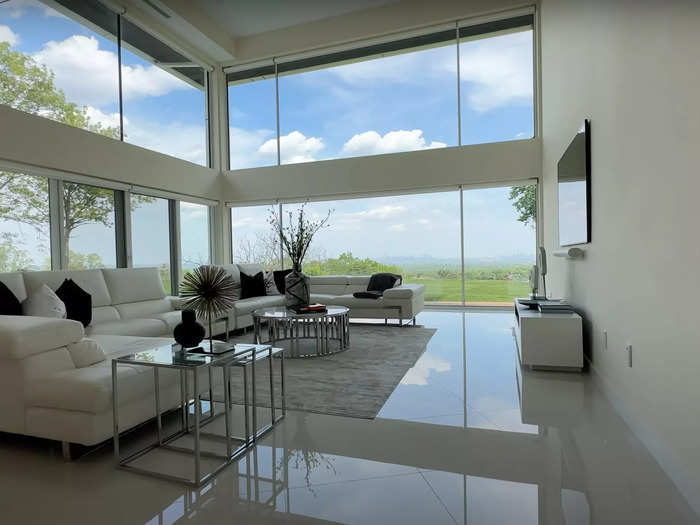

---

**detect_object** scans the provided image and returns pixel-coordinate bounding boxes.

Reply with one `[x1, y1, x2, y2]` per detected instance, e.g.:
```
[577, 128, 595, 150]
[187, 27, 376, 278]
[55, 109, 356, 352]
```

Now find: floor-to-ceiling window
[459, 22, 534, 145]
[120, 20, 208, 166]
[277, 41, 457, 164]
[0, 0, 209, 166]
[228, 76, 278, 169]
[225, 15, 534, 171]
[180, 202, 210, 279]
[63, 182, 117, 270]
[463, 184, 536, 304]
[0, 171, 51, 271]
[0, 0, 120, 138]
[230, 204, 281, 269]
[283, 192, 462, 302]
[130, 194, 170, 290]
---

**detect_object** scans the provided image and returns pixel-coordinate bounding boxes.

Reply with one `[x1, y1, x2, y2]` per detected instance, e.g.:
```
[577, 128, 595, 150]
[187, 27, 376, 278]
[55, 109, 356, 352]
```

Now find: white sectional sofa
[0, 265, 424, 449]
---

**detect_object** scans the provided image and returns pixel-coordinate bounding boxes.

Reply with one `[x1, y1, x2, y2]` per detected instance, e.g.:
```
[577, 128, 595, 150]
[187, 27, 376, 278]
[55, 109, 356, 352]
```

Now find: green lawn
[408, 277, 530, 303]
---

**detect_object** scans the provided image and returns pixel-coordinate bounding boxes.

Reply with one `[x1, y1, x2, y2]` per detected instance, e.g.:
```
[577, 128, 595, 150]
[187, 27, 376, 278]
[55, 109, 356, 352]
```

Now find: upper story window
[0, 0, 208, 166]
[226, 14, 534, 170]
[0, 0, 119, 138]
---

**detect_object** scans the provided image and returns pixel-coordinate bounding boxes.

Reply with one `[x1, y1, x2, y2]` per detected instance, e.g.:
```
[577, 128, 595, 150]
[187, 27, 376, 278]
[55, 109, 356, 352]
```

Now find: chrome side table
[252, 306, 350, 358]
[112, 343, 284, 487]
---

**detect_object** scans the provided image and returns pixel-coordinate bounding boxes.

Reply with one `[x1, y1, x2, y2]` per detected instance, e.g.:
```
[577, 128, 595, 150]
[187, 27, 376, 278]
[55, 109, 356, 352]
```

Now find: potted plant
[268, 203, 331, 308]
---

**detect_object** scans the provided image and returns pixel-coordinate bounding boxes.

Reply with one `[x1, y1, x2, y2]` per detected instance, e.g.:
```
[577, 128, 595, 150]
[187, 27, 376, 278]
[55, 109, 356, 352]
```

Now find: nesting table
[252, 306, 350, 358]
[112, 342, 285, 487]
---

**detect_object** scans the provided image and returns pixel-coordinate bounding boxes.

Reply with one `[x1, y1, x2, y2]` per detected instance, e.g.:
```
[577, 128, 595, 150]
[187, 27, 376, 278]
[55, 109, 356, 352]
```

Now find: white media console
[513, 300, 583, 371]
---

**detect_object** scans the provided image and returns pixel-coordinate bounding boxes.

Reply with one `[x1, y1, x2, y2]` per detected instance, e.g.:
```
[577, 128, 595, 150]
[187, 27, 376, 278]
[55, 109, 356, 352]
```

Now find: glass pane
[278, 42, 457, 165]
[231, 204, 280, 270]
[0, 171, 50, 271]
[283, 191, 461, 303]
[0, 0, 120, 138]
[63, 182, 116, 269]
[121, 21, 207, 166]
[180, 202, 209, 277]
[131, 194, 170, 292]
[459, 29, 534, 145]
[463, 185, 536, 305]
[228, 78, 277, 169]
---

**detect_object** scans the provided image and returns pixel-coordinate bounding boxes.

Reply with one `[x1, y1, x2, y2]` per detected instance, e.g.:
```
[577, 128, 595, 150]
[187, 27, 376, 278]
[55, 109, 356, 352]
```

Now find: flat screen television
[558, 119, 591, 246]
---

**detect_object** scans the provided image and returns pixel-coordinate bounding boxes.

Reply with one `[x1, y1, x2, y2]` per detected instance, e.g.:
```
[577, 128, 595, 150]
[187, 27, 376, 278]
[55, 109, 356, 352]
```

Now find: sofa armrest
[167, 296, 188, 310]
[383, 283, 425, 300]
[0, 315, 84, 360]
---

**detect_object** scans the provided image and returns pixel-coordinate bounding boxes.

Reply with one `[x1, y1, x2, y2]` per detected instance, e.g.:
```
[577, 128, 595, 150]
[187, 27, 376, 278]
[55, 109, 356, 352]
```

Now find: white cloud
[388, 224, 407, 232]
[401, 355, 451, 386]
[259, 130, 324, 164]
[32, 35, 190, 107]
[456, 31, 533, 112]
[0, 25, 19, 46]
[85, 106, 121, 129]
[124, 120, 207, 166]
[341, 129, 446, 156]
[229, 127, 275, 170]
[343, 205, 407, 221]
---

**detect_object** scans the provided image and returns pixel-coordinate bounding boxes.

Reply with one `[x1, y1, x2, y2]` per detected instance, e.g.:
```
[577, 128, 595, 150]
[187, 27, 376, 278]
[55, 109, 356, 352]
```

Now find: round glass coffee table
[252, 306, 350, 358]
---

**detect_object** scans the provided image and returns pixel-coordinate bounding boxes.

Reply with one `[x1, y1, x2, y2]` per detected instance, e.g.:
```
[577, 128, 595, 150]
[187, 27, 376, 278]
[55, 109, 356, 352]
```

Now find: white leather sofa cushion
[310, 294, 339, 304]
[115, 298, 173, 319]
[237, 263, 264, 276]
[0, 315, 84, 360]
[346, 275, 370, 294]
[308, 275, 350, 296]
[86, 318, 168, 337]
[383, 285, 417, 299]
[324, 294, 385, 309]
[151, 310, 183, 331]
[23, 269, 113, 307]
[233, 295, 285, 316]
[22, 284, 66, 318]
[220, 264, 242, 299]
[0, 272, 27, 302]
[91, 306, 120, 324]
[102, 267, 166, 305]
[67, 339, 106, 368]
[26, 359, 180, 414]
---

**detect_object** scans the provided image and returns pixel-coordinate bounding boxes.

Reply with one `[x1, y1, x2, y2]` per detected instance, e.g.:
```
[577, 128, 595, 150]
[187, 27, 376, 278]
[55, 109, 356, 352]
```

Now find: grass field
[408, 277, 530, 303]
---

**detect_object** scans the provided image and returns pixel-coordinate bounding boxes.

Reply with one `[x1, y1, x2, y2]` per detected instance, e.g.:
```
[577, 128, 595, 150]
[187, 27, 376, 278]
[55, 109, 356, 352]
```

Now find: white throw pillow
[67, 338, 106, 368]
[264, 271, 280, 295]
[22, 284, 67, 319]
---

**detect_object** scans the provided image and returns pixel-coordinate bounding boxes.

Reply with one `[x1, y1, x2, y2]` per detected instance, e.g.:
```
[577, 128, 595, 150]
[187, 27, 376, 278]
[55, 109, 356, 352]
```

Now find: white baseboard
[585, 356, 700, 518]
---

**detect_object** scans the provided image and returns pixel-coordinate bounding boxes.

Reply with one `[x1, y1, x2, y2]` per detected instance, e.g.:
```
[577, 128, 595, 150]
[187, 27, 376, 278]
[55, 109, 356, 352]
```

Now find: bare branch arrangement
[268, 202, 332, 271]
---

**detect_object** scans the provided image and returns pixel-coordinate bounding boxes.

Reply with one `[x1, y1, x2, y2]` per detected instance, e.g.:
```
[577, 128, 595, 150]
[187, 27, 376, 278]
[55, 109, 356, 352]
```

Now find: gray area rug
[224, 324, 436, 419]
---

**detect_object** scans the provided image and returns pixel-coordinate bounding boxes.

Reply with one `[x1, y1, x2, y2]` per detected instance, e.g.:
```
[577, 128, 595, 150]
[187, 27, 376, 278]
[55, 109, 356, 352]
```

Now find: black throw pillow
[273, 269, 293, 294]
[55, 279, 92, 327]
[0, 281, 22, 315]
[240, 272, 267, 299]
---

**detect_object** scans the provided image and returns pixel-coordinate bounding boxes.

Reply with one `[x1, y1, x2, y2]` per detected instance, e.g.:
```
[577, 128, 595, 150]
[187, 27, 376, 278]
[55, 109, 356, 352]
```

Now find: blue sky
[1, 1, 535, 269]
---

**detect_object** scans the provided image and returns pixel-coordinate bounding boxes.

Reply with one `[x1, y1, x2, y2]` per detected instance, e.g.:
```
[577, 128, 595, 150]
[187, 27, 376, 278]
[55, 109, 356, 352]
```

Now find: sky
[1, 1, 535, 269]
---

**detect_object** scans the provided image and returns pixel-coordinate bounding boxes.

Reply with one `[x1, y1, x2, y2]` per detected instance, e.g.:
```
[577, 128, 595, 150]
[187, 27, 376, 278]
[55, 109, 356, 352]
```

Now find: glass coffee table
[253, 306, 350, 358]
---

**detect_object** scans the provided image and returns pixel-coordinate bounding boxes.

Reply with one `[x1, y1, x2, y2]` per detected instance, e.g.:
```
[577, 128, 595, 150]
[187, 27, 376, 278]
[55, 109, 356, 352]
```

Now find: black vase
[173, 309, 205, 348]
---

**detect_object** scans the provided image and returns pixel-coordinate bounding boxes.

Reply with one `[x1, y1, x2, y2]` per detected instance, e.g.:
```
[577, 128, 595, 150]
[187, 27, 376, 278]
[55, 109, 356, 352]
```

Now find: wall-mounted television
[558, 119, 591, 246]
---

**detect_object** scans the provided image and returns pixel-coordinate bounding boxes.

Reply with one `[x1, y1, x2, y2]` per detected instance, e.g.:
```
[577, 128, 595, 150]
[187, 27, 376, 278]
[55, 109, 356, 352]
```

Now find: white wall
[541, 0, 700, 513]
[0, 105, 220, 201]
[223, 139, 540, 204]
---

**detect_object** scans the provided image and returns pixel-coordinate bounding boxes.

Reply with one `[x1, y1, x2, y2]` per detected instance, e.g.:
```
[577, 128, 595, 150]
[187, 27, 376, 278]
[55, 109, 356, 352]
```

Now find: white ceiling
[195, 0, 401, 38]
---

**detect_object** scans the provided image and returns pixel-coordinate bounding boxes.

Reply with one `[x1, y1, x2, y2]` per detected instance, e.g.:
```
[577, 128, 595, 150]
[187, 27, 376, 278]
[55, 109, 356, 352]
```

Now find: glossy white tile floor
[1, 309, 698, 524]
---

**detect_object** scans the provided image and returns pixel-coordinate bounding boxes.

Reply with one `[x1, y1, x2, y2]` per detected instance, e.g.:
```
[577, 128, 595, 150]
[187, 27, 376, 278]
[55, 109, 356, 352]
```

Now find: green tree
[304, 252, 402, 276]
[0, 41, 152, 268]
[0, 233, 33, 272]
[509, 185, 537, 227]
